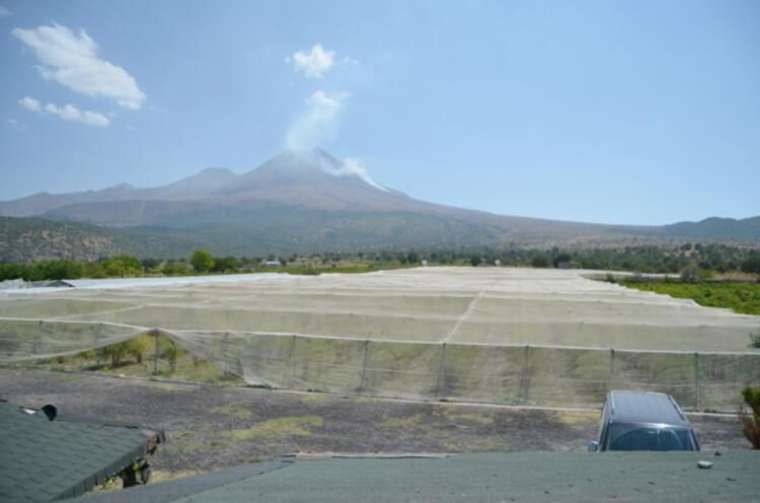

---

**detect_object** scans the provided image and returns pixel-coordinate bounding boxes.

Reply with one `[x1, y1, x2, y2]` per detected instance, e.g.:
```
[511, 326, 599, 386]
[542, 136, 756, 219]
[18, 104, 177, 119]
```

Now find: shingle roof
[72, 451, 760, 502]
[0, 402, 157, 503]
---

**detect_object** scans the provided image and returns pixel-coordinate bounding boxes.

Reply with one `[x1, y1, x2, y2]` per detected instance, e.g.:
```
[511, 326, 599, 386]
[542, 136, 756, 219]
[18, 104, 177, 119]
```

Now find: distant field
[621, 281, 760, 316]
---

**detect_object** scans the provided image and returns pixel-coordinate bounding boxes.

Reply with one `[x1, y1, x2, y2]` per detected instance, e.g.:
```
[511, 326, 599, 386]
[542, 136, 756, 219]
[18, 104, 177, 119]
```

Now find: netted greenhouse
[1, 267, 758, 411]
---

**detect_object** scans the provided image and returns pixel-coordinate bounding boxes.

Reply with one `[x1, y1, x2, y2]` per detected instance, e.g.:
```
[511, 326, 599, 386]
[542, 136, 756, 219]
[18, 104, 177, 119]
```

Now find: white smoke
[285, 90, 347, 151]
[321, 157, 388, 192]
[288, 44, 336, 79]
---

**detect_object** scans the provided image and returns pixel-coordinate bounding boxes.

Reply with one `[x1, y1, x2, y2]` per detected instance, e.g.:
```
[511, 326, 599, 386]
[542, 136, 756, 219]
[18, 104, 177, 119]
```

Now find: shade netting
[1, 267, 758, 410]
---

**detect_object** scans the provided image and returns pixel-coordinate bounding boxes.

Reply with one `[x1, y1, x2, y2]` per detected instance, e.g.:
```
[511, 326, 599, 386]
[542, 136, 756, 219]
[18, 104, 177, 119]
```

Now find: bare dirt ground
[0, 368, 750, 481]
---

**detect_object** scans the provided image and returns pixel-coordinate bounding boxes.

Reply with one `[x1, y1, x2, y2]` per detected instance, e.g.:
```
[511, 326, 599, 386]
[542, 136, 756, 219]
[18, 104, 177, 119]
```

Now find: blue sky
[1, 0, 758, 225]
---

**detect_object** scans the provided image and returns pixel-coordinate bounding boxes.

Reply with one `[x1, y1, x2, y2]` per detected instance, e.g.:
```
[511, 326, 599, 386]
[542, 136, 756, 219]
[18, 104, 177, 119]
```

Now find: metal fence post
[152, 329, 160, 375]
[34, 321, 43, 356]
[94, 331, 100, 367]
[288, 335, 300, 388]
[359, 339, 370, 393]
[435, 343, 448, 399]
[694, 352, 701, 411]
[281, 334, 297, 386]
[608, 348, 616, 392]
[222, 331, 230, 377]
[520, 345, 531, 404]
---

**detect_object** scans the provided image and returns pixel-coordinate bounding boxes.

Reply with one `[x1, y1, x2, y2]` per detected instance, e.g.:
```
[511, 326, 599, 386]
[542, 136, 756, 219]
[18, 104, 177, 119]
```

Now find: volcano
[1, 148, 758, 258]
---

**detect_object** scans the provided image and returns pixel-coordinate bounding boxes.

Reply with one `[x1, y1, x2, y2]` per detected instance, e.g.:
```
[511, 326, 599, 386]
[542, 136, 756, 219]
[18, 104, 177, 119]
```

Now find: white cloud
[18, 96, 110, 127]
[289, 43, 336, 79]
[44, 103, 110, 127]
[7, 118, 26, 131]
[12, 24, 145, 109]
[0, 5, 11, 17]
[18, 96, 41, 112]
[286, 90, 348, 150]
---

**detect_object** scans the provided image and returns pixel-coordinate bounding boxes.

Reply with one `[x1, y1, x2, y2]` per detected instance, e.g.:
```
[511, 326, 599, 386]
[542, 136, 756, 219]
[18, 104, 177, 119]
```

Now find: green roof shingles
[0, 403, 150, 502]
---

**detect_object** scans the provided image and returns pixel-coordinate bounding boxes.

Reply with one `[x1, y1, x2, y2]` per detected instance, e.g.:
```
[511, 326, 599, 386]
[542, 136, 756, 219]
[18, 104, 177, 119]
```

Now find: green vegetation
[190, 249, 215, 273]
[740, 387, 760, 449]
[1, 242, 759, 282]
[98, 334, 152, 367]
[225, 416, 323, 441]
[620, 280, 760, 316]
[211, 403, 255, 421]
[15, 333, 243, 384]
[0, 250, 408, 281]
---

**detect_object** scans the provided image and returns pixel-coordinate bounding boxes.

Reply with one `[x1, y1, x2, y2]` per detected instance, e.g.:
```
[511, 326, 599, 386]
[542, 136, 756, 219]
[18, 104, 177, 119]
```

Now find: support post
[608, 348, 616, 392]
[34, 321, 43, 356]
[152, 329, 160, 375]
[519, 345, 531, 404]
[435, 343, 448, 399]
[288, 335, 300, 388]
[222, 332, 230, 378]
[358, 340, 370, 393]
[281, 334, 297, 386]
[694, 352, 701, 411]
[94, 331, 100, 367]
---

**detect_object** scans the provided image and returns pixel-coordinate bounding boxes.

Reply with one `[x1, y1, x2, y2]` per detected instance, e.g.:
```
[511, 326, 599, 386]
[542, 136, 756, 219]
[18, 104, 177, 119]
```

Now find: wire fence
[168, 331, 760, 412]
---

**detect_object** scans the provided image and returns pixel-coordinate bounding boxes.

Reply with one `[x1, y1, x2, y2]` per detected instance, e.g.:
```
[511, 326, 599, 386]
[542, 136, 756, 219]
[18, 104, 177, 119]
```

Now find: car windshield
[607, 424, 695, 451]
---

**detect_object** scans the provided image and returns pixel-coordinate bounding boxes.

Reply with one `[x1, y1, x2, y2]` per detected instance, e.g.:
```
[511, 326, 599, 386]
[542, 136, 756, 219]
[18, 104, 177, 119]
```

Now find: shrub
[78, 349, 97, 359]
[125, 334, 152, 364]
[530, 255, 549, 268]
[739, 387, 760, 449]
[680, 264, 705, 283]
[161, 339, 185, 372]
[98, 342, 129, 367]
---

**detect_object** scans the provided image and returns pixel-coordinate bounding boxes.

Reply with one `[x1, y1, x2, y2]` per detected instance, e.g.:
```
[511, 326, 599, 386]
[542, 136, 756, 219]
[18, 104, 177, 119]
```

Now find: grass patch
[150, 469, 205, 483]
[621, 280, 760, 316]
[380, 414, 425, 429]
[211, 403, 255, 420]
[554, 411, 598, 427]
[226, 416, 323, 441]
[443, 410, 495, 427]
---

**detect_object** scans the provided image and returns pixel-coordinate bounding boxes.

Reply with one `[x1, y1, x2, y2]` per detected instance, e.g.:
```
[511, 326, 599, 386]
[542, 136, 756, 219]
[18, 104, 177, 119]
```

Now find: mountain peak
[257, 148, 387, 192]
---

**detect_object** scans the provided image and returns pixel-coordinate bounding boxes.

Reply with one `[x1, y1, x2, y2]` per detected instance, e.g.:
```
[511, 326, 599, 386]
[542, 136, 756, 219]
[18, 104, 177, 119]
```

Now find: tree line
[1, 243, 759, 282]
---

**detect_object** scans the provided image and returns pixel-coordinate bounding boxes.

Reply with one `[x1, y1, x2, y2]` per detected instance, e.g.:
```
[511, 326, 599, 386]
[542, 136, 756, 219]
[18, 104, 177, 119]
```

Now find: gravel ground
[0, 368, 750, 479]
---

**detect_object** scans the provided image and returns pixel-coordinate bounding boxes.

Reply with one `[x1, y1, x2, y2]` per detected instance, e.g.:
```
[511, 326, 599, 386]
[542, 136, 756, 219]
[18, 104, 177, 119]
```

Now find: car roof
[607, 390, 690, 427]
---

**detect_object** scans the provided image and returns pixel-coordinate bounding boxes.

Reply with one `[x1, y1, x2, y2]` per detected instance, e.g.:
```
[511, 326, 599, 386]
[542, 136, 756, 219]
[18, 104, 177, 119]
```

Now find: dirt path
[0, 368, 750, 479]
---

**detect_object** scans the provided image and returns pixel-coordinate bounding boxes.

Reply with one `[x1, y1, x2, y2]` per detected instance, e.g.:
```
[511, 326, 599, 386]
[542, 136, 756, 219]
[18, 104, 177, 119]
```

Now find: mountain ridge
[1, 148, 758, 260]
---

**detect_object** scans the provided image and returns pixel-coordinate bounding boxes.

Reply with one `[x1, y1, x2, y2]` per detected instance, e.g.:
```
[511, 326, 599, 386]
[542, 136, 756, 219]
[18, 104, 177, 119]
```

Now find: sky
[1, 0, 758, 225]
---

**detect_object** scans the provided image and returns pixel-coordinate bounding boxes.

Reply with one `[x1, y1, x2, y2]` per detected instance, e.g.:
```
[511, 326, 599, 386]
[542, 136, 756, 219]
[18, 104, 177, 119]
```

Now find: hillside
[0, 217, 201, 262]
[0, 148, 758, 261]
[0, 217, 127, 262]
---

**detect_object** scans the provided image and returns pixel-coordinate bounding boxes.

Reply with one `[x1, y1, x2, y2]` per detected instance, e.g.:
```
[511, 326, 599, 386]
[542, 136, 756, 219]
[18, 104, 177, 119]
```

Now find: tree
[190, 249, 215, 273]
[679, 264, 704, 283]
[101, 256, 143, 277]
[470, 255, 482, 267]
[212, 256, 239, 273]
[552, 253, 572, 268]
[740, 387, 760, 449]
[531, 255, 549, 268]
[741, 253, 760, 274]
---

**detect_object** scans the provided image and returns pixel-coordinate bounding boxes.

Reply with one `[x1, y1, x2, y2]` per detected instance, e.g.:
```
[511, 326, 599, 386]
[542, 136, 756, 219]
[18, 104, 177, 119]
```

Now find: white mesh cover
[1, 267, 758, 410]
